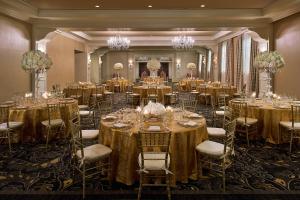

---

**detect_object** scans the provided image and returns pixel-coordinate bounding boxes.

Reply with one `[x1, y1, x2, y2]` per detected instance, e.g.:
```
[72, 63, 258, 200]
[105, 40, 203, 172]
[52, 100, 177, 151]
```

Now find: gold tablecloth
[99, 109, 208, 185]
[107, 79, 129, 92]
[231, 100, 292, 144]
[179, 79, 205, 91]
[132, 86, 172, 103]
[142, 77, 164, 85]
[64, 85, 103, 105]
[7, 99, 78, 142]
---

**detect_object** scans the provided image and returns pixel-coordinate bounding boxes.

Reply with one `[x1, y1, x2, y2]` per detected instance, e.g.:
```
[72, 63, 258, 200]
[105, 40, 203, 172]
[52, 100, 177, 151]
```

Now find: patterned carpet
[0, 93, 300, 199]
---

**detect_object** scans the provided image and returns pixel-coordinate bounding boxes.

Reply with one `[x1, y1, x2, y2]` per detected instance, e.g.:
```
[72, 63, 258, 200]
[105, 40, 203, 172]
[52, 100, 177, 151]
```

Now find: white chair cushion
[104, 91, 113, 94]
[76, 144, 112, 163]
[215, 110, 225, 116]
[138, 152, 170, 171]
[207, 127, 226, 137]
[219, 106, 229, 110]
[196, 140, 230, 158]
[41, 119, 64, 127]
[0, 122, 23, 131]
[92, 94, 103, 97]
[79, 110, 93, 116]
[219, 94, 230, 97]
[237, 117, 258, 125]
[279, 121, 300, 130]
[82, 129, 99, 140]
[78, 105, 89, 110]
[129, 93, 140, 96]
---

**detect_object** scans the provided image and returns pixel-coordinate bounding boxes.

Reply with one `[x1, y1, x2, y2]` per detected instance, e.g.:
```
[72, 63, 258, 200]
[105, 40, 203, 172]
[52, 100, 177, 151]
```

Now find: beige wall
[0, 14, 31, 101]
[46, 34, 86, 89]
[274, 13, 300, 98]
[98, 48, 205, 82]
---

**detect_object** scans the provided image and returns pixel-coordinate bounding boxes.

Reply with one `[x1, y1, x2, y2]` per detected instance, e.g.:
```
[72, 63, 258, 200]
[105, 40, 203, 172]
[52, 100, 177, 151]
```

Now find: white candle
[251, 92, 256, 98]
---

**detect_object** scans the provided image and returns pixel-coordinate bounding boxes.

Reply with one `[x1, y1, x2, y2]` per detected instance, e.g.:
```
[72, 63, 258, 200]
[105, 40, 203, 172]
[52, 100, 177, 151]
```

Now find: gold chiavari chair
[279, 104, 300, 153]
[137, 129, 172, 200]
[181, 99, 197, 113]
[231, 101, 258, 146]
[196, 119, 236, 192]
[69, 118, 112, 199]
[0, 104, 24, 152]
[97, 99, 113, 118]
[147, 86, 159, 102]
[198, 84, 211, 106]
[68, 85, 82, 102]
[41, 103, 66, 150]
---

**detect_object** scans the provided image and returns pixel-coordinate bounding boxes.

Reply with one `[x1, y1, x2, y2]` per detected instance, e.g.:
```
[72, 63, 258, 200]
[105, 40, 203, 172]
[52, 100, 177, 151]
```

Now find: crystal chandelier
[172, 35, 194, 50]
[107, 35, 130, 50]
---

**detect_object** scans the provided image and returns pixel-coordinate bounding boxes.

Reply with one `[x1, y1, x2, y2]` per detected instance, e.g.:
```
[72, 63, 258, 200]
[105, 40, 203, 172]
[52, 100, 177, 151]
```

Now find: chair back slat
[46, 103, 62, 125]
[292, 104, 300, 128]
[181, 99, 197, 112]
[0, 105, 10, 127]
[69, 118, 84, 159]
[137, 130, 171, 169]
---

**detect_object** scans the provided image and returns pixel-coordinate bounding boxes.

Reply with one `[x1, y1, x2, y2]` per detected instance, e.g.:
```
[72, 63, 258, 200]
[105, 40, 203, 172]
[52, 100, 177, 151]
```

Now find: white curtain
[242, 33, 252, 93]
[221, 41, 227, 83]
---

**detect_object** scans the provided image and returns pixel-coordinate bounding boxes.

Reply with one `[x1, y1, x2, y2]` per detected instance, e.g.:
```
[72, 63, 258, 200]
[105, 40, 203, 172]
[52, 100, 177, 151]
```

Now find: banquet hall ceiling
[1, 0, 300, 48]
[23, 0, 275, 9]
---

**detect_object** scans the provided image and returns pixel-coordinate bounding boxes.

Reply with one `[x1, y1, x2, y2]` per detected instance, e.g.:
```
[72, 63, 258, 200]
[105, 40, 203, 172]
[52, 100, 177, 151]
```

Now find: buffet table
[99, 108, 208, 185]
[132, 86, 172, 102]
[7, 98, 78, 142]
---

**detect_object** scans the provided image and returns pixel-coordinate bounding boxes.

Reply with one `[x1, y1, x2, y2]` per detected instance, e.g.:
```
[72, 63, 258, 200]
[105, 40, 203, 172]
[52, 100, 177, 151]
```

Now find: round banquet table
[179, 79, 205, 91]
[107, 79, 129, 92]
[132, 86, 172, 103]
[99, 108, 208, 185]
[7, 98, 78, 143]
[231, 99, 293, 144]
[64, 85, 103, 105]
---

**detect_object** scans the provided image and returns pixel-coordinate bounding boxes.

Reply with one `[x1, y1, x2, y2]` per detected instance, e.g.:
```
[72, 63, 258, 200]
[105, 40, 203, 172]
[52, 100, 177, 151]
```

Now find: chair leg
[83, 165, 86, 199]
[166, 173, 171, 200]
[46, 127, 50, 150]
[7, 131, 12, 152]
[222, 166, 226, 192]
[246, 126, 250, 147]
[138, 174, 143, 200]
[290, 130, 294, 153]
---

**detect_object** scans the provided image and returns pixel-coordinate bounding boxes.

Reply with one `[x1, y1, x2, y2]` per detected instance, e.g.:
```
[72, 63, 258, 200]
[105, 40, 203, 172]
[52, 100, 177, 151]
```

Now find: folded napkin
[184, 121, 197, 127]
[148, 126, 161, 131]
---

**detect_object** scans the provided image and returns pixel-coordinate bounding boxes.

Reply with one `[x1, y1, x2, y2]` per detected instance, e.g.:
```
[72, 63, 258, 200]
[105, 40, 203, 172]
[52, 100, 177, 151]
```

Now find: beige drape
[249, 39, 259, 93]
[217, 43, 222, 81]
[233, 36, 243, 92]
[225, 39, 234, 86]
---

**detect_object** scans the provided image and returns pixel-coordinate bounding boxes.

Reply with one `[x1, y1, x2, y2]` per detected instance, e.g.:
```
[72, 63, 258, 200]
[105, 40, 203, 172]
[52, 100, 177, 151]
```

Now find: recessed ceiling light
[148, 5, 152, 8]
[95, 5, 100, 8]
[201, 4, 205, 8]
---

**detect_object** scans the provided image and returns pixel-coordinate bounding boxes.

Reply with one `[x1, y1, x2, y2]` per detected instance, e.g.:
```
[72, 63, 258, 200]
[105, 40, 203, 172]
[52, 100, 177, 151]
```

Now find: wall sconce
[176, 59, 181, 69]
[128, 59, 133, 69]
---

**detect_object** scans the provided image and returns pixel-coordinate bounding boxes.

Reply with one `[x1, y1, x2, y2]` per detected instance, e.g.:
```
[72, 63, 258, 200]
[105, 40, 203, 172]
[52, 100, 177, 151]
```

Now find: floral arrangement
[21, 50, 52, 72]
[113, 63, 123, 70]
[142, 101, 166, 118]
[254, 51, 285, 73]
[186, 62, 196, 70]
[147, 58, 161, 71]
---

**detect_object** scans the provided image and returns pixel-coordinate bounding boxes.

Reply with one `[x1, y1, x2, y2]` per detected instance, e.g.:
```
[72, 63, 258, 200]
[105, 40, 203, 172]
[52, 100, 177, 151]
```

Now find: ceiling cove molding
[0, 0, 37, 21]
[264, 0, 300, 22]
[37, 9, 263, 19]
[55, 30, 87, 43]
[216, 29, 249, 43]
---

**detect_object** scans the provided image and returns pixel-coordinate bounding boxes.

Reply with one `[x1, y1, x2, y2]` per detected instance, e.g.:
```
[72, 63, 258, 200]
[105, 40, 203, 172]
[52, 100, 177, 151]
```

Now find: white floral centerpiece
[147, 58, 161, 77]
[255, 51, 285, 98]
[186, 62, 196, 78]
[113, 63, 123, 78]
[142, 101, 166, 120]
[21, 50, 53, 98]
[255, 51, 285, 73]
[21, 50, 52, 73]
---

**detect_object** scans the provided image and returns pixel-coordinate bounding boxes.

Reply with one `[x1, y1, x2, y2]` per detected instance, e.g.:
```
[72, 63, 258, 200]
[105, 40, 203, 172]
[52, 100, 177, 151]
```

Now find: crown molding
[0, 0, 37, 21]
[264, 0, 300, 22]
